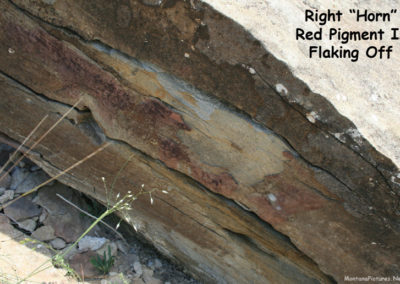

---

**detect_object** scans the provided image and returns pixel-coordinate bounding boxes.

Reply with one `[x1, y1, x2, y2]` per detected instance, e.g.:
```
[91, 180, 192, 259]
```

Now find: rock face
[0, 1, 398, 283]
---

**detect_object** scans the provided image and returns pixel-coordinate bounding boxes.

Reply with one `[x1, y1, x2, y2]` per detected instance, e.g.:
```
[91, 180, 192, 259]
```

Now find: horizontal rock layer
[0, 0, 399, 283]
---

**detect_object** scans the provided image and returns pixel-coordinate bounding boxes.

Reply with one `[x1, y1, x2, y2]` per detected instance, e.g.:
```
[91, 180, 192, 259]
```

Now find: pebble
[39, 209, 48, 223]
[133, 261, 143, 277]
[78, 236, 108, 251]
[142, 268, 162, 284]
[0, 190, 14, 204]
[17, 219, 37, 232]
[154, 258, 162, 269]
[60, 245, 79, 260]
[50, 238, 67, 250]
[3, 196, 42, 221]
[32, 225, 56, 241]
[104, 273, 130, 284]
[10, 167, 29, 190]
[97, 241, 118, 257]
[15, 170, 49, 194]
[0, 173, 11, 189]
[116, 240, 129, 254]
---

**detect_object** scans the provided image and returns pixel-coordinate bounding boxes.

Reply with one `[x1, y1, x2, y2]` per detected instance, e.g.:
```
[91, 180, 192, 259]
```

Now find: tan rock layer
[0, 76, 330, 283]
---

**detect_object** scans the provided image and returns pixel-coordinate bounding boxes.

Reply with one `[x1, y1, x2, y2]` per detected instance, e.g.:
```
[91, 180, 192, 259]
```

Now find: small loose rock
[154, 258, 162, 269]
[4, 197, 42, 221]
[17, 219, 37, 232]
[16, 170, 49, 194]
[0, 190, 14, 203]
[50, 238, 67, 250]
[78, 235, 108, 251]
[96, 241, 118, 257]
[32, 225, 56, 241]
[0, 173, 11, 188]
[10, 167, 29, 190]
[133, 261, 143, 277]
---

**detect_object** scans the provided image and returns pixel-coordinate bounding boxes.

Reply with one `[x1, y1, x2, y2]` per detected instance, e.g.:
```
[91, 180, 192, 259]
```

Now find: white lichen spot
[390, 175, 400, 186]
[8, 48, 15, 54]
[346, 128, 363, 145]
[275, 205, 282, 211]
[306, 111, 319, 123]
[333, 133, 346, 143]
[275, 84, 288, 96]
[267, 193, 277, 203]
[248, 67, 256, 75]
[184, 53, 190, 58]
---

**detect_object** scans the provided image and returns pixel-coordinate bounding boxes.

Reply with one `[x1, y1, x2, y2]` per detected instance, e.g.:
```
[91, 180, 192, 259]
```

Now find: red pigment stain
[191, 166, 238, 196]
[282, 151, 295, 160]
[157, 138, 237, 197]
[159, 138, 191, 168]
[139, 99, 191, 131]
[248, 174, 328, 225]
[5, 23, 133, 111]
[248, 194, 286, 224]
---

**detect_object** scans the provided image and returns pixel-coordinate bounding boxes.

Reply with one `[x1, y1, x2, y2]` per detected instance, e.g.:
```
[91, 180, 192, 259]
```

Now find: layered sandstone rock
[0, 0, 398, 283]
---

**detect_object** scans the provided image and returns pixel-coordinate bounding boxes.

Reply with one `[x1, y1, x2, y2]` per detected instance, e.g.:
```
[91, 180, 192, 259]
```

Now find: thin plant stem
[0, 98, 82, 182]
[0, 115, 48, 182]
[0, 142, 110, 211]
[110, 154, 134, 194]
[55, 193, 128, 245]
[61, 209, 111, 259]
[18, 208, 111, 283]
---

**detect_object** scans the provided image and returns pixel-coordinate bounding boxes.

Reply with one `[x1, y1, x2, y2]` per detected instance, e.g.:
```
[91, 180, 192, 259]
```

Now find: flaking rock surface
[0, 1, 399, 283]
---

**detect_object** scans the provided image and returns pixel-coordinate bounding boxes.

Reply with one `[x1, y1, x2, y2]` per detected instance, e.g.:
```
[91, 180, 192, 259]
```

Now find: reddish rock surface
[0, 1, 399, 283]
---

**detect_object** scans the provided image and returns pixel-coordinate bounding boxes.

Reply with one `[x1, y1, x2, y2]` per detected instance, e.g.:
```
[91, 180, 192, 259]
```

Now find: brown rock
[142, 268, 162, 284]
[69, 251, 103, 279]
[50, 237, 67, 250]
[32, 225, 56, 241]
[15, 170, 49, 194]
[34, 183, 95, 243]
[0, 172, 11, 189]
[0, 190, 14, 204]
[0, 1, 398, 283]
[0, 216, 77, 283]
[17, 219, 37, 232]
[3, 196, 42, 221]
